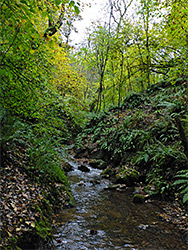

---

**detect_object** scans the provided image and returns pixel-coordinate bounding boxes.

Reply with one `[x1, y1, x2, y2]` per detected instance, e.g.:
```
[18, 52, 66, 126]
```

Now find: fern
[173, 170, 188, 203]
[134, 151, 150, 165]
[0, 108, 29, 152]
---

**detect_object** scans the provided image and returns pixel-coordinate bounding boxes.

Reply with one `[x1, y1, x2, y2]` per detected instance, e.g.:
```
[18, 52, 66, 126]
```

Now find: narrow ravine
[51, 158, 187, 250]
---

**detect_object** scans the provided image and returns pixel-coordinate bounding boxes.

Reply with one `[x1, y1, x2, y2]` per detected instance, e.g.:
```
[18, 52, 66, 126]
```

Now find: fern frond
[183, 193, 188, 203]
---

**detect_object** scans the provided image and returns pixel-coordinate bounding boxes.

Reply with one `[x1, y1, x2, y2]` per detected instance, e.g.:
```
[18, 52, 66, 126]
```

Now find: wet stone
[63, 162, 73, 172]
[78, 181, 84, 186]
[90, 228, 97, 235]
[104, 184, 126, 191]
[133, 193, 146, 203]
[138, 224, 149, 230]
[78, 164, 90, 172]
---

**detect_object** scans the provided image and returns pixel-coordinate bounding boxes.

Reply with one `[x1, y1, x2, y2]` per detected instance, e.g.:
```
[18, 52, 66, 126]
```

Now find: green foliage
[71, 0, 188, 111]
[151, 120, 179, 143]
[75, 82, 188, 201]
[0, 110, 74, 250]
[121, 92, 145, 109]
[146, 167, 171, 195]
[27, 134, 69, 185]
[35, 202, 52, 240]
[0, 108, 28, 152]
[134, 151, 150, 165]
[151, 143, 187, 164]
[0, 107, 69, 187]
[0, 0, 84, 130]
[173, 170, 188, 204]
[116, 167, 140, 182]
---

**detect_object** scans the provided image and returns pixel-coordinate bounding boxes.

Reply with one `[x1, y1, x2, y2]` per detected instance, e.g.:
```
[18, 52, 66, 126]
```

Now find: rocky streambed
[49, 157, 187, 250]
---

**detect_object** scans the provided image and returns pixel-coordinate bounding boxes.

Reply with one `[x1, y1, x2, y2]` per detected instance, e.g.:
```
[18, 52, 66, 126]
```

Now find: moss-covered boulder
[133, 194, 146, 203]
[116, 167, 140, 186]
[63, 162, 73, 172]
[100, 167, 115, 178]
[89, 159, 107, 169]
[78, 164, 90, 172]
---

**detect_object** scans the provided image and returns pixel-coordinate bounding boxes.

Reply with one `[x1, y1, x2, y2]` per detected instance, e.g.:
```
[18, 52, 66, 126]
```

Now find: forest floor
[0, 146, 71, 249]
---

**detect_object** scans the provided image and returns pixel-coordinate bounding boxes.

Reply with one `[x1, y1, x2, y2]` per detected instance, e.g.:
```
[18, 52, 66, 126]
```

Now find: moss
[116, 167, 140, 186]
[101, 168, 114, 178]
[89, 159, 107, 169]
[1, 236, 21, 250]
[133, 194, 146, 203]
[35, 219, 51, 240]
[33, 200, 53, 241]
[66, 190, 75, 207]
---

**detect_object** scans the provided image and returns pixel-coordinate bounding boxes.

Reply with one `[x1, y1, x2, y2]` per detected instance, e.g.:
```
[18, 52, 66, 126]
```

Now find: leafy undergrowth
[0, 110, 74, 249]
[74, 81, 188, 209]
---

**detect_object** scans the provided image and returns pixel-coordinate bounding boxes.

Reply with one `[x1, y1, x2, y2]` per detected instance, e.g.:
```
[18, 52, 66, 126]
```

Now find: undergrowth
[0, 107, 74, 249]
[75, 82, 188, 205]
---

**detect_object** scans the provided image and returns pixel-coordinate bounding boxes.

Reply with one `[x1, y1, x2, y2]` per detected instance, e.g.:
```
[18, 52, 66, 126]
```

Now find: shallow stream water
[52, 159, 187, 250]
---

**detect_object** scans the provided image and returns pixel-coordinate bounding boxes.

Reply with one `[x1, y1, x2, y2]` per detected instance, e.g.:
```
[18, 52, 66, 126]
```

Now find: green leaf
[175, 174, 188, 179]
[180, 186, 188, 194]
[183, 192, 188, 203]
[55, 0, 61, 6]
[144, 153, 149, 163]
[74, 5, 80, 14]
[69, 1, 75, 7]
[173, 179, 187, 186]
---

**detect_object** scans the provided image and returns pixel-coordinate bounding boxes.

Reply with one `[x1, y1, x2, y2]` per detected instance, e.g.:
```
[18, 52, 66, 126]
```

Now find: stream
[51, 158, 187, 250]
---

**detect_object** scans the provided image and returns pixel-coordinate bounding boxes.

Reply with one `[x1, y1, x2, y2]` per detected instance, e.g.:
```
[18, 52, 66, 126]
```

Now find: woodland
[0, 0, 188, 249]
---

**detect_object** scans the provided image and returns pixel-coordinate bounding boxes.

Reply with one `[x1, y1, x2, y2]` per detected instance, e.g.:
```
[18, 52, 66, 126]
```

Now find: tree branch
[44, 5, 65, 38]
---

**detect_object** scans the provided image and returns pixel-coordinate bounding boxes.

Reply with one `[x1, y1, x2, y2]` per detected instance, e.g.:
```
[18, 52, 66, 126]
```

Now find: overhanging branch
[44, 4, 65, 38]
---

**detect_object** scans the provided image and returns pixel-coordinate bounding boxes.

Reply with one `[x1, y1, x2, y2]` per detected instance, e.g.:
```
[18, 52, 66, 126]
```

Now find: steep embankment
[0, 146, 73, 250]
[0, 111, 75, 249]
[74, 81, 188, 203]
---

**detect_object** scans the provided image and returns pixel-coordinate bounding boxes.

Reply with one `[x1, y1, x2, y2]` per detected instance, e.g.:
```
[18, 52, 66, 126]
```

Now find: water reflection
[52, 160, 186, 250]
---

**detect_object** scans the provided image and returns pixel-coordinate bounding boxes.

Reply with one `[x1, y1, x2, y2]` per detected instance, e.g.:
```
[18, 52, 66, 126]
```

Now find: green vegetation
[1, 0, 188, 248]
[0, 107, 73, 249]
[75, 82, 188, 204]
[0, 0, 82, 248]
[173, 170, 188, 204]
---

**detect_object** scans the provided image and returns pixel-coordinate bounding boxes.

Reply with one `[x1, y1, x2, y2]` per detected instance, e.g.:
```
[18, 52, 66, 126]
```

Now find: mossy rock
[89, 159, 107, 169]
[133, 194, 146, 204]
[78, 164, 90, 172]
[105, 184, 127, 191]
[63, 162, 73, 172]
[116, 167, 140, 186]
[100, 168, 114, 178]
[89, 148, 104, 159]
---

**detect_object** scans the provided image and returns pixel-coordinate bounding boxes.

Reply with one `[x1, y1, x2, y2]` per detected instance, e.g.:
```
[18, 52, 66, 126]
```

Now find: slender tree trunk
[145, 24, 151, 87]
[95, 75, 103, 113]
[126, 57, 132, 91]
[118, 52, 124, 111]
[111, 62, 115, 105]
[136, 39, 145, 90]
[140, 0, 151, 87]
